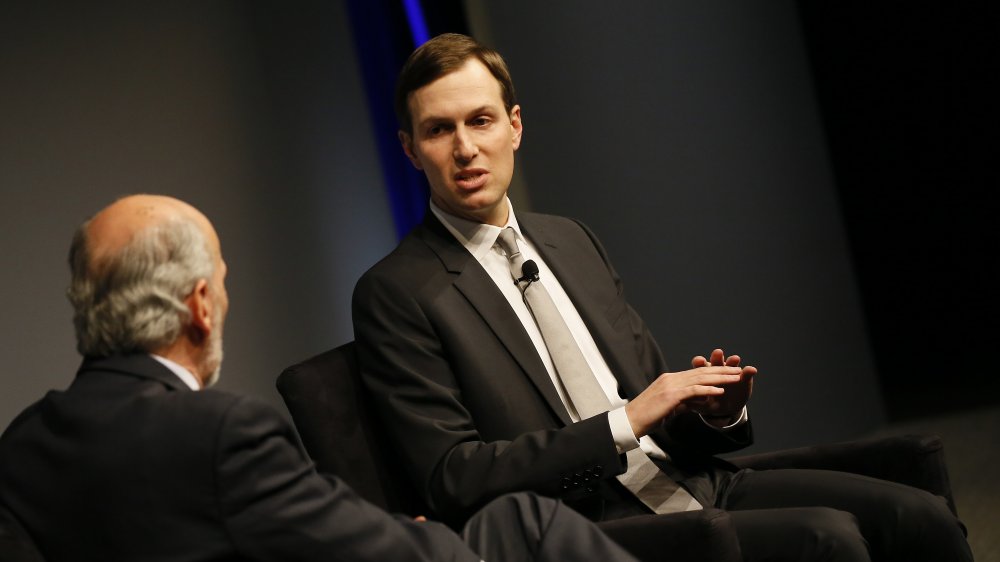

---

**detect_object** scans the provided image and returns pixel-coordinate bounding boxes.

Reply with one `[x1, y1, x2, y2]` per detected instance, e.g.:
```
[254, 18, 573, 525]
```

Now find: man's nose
[453, 127, 479, 161]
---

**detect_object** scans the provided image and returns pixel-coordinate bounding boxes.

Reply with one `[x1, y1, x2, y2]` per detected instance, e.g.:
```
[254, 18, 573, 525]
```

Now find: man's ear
[510, 105, 523, 151]
[186, 278, 213, 340]
[398, 130, 423, 170]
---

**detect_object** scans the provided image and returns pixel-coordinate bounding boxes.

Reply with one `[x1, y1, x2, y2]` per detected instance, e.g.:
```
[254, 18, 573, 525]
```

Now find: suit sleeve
[213, 396, 480, 562]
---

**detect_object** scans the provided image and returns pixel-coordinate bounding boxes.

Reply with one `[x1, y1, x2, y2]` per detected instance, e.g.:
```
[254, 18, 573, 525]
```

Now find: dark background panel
[2, 0, 995, 453]
[796, 2, 1000, 420]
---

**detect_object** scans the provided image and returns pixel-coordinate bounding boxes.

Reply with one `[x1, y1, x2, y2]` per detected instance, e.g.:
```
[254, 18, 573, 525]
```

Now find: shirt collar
[149, 354, 201, 390]
[429, 197, 526, 261]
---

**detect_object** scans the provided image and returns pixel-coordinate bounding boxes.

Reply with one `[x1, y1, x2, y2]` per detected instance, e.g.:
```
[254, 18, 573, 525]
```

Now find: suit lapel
[519, 214, 649, 401]
[416, 216, 574, 425]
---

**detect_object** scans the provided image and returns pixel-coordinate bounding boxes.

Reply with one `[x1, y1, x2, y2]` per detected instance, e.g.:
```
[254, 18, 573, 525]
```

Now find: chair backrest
[0, 503, 45, 562]
[276, 340, 428, 515]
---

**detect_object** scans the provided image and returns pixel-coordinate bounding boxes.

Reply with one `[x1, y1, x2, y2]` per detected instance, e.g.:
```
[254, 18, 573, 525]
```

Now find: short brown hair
[394, 33, 517, 134]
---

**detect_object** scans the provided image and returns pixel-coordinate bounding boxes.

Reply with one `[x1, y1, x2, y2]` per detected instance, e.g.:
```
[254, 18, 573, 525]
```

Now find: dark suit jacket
[0, 354, 480, 562]
[352, 211, 752, 525]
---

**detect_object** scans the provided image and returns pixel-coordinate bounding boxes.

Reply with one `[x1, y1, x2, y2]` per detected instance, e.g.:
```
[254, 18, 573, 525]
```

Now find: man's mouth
[455, 169, 488, 190]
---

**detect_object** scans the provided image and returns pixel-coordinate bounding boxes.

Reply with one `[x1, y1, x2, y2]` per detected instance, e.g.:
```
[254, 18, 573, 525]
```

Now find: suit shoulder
[0, 397, 45, 438]
[519, 211, 596, 237]
[357, 229, 437, 279]
[519, 211, 607, 251]
[353, 227, 458, 305]
[154, 389, 284, 434]
[519, 210, 579, 226]
[145, 390, 298, 465]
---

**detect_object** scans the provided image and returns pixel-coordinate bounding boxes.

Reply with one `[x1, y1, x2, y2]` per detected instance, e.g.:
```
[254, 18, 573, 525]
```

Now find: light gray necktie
[496, 227, 701, 513]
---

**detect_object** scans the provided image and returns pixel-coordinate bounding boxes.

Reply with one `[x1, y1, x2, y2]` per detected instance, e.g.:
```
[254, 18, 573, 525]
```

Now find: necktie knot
[497, 227, 521, 263]
[497, 227, 528, 281]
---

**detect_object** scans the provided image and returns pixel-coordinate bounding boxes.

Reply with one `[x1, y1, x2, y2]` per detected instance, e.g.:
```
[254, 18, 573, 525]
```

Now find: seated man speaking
[0, 194, 635, 562]
[351, 33, 972, 562]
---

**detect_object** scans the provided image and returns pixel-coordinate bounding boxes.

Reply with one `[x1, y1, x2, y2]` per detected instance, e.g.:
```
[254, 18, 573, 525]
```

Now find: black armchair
[277, 341, 958, 562]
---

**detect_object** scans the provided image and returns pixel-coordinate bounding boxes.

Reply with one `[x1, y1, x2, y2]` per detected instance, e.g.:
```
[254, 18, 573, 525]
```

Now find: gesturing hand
[625, 361, 743, 438]
[685, 348, 756, 421]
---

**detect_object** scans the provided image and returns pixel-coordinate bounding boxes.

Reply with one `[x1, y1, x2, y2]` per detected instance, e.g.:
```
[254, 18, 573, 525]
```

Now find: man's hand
[625, 362, 743, 438]
[686, 348, 756, 423]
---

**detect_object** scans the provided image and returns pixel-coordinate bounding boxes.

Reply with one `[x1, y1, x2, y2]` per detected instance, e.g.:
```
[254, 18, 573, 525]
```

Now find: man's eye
[427, 124, 453, 137]
[471, 117, 491, 127]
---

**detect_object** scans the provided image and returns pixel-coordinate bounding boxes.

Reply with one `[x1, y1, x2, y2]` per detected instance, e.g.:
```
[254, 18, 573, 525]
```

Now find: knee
[890, 487, 961, 532]
[796, 507, 870, 562]
[473, 492, 554, 530]
[881, 488, 972, 560]
[480, 491, 552, 515]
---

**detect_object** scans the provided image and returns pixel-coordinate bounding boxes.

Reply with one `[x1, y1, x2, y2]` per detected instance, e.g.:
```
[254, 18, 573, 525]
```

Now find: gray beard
[204, 367, 221, 388]
[202, 322, 224, 388]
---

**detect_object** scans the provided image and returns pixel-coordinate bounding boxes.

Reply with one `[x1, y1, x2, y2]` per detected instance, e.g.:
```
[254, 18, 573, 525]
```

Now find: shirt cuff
[699, 406, 749, 428]
[608, 406, 641, 454]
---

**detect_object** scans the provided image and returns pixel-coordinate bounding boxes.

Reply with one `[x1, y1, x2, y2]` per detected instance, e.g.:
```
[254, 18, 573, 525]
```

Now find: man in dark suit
[351, 33, 973, 561]
[0, 194, 636, 562]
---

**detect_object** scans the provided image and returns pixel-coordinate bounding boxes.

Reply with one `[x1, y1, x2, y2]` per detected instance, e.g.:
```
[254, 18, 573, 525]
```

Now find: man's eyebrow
[417, 105, 499, 127]
[467, 105, 497, 116]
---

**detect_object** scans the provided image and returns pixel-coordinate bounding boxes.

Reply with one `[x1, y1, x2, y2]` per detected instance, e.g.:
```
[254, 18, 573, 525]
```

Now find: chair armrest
[727, 433, 956, 515]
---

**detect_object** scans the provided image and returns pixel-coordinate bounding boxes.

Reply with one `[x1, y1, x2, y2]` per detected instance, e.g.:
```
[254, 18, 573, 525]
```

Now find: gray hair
[67, 216, 214, 357]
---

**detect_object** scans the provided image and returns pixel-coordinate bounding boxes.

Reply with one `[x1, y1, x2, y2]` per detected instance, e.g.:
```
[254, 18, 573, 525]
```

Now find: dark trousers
[594, 466, 972, 562]
[716, 467, 972, 562]
[462, 492, 639, 562]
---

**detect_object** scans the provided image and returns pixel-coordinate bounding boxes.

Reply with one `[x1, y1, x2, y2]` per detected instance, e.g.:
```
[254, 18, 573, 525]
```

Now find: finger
[725, 354, 741, 367]
[689, 372, 742, 386]
[680, 369, 742, 388]
[710, 349, 725, 366]
[691, 355, 707, 368]
[669, 367, 741, 388]
[676, 388, 726, 409]
[683, 394, 712, 405]
[691, 365, 743, 377]
[692, 385, 727, 398]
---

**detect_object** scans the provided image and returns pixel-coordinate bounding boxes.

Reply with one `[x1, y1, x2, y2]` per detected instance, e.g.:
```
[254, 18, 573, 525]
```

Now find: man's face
[400, 58, 522, 227]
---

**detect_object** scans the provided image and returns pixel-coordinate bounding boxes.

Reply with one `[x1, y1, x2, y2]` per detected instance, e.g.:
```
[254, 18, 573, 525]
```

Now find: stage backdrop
[1, 0, 882, 454]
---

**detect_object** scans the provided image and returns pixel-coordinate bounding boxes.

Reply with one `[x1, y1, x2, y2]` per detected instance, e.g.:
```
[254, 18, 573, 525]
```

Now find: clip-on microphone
[515, 259, 540, 287]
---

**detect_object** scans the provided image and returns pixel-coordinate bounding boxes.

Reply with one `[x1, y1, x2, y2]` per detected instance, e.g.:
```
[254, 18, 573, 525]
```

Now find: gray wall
[2, 1, 883, 454]
[0, 1, 396, 426]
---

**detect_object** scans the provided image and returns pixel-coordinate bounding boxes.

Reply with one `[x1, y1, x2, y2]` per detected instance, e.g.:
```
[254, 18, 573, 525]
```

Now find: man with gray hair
[0, 194, 636, 562]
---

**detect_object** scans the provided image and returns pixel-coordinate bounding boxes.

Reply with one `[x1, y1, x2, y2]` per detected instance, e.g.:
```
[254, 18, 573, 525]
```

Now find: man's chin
[454, 197, 509, 226]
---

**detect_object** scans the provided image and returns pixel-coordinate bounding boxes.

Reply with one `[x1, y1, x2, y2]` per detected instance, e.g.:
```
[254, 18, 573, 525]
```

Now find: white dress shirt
[150, 354, 201, 390]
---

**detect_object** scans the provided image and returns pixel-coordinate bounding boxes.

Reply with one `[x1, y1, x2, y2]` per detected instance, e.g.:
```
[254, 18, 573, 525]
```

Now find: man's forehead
[408, 60, 505, 120]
